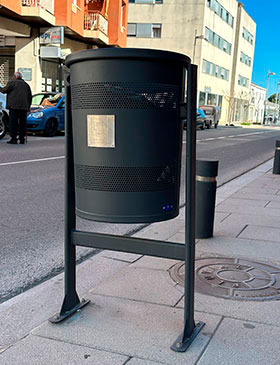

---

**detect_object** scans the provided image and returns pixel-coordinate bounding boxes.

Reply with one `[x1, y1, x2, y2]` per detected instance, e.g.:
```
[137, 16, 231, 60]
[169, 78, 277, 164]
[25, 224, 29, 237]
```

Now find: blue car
[183, 108, 207, 130]
[27, 93, 65, 137]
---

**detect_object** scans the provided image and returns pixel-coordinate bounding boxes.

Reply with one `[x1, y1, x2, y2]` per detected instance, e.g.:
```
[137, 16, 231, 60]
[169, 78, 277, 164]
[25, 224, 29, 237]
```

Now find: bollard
[273, 141, 280, 174]
[195, 159, 219, 238]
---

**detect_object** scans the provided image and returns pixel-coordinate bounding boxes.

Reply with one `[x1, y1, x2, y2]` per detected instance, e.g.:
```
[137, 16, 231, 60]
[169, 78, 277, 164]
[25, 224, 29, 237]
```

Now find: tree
[268, 93, 277, 103]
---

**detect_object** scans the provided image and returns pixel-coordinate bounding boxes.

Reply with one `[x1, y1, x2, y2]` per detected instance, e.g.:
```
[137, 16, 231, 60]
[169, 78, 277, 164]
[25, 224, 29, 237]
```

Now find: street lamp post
[193, 29, 205, 64]
[264, 71, 276, 124]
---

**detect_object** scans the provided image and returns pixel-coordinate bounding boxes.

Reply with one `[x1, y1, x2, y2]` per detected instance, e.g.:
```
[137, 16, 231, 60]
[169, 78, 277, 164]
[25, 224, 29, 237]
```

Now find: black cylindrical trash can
[65, 48, 190, 223]
[273, 141, 280, 174]
[195, 159, 219, 238]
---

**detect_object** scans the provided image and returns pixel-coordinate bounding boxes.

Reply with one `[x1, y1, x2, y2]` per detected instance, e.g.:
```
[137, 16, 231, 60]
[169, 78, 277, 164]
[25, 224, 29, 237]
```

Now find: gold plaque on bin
[87, 115, 115, 148]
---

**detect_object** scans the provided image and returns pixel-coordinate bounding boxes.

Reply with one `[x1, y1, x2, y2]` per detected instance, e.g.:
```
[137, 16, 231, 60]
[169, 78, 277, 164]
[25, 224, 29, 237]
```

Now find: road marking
[0, 156, 65, 167]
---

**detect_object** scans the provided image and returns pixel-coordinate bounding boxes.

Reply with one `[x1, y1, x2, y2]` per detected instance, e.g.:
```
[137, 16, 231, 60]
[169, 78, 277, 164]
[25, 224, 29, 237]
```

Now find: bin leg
[49, 79, 89, 323]
[171, 64, 205, 352]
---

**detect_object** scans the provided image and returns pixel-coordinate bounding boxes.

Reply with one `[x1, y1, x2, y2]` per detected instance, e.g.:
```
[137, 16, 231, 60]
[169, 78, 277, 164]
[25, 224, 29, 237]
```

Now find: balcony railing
[84, 11, 108, 35]
[22, 0, 54, 15]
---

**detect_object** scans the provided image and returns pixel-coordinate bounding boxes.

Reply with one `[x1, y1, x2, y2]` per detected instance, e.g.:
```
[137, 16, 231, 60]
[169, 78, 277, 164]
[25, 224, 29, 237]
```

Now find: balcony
[84, 11, 108, 44]
[21, 0, 55, 24]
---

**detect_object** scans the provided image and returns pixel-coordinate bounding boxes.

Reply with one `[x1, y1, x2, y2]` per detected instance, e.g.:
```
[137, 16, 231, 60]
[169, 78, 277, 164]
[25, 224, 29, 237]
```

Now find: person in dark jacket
[0, 71, 32, 144]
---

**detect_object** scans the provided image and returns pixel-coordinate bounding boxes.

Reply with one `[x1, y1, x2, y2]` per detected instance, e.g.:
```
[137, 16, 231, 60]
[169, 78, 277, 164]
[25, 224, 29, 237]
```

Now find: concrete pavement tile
[32, 295, 222, 365]
[134, 218, 185, 241]
[216, 197, 269, 208]
[196, 236, 280, 263]
[130, 256, 180, 271]
[266, 201, 280, 208]
[235, 187, 279, 195]
[90, 266, 182, 306]
[0, 254, 129, 347]
[238, 225, 280, 242]
[215, 204, 280, 217]
[176, 292, 280, 327]
[230, 191, 280, 201]
[167, 232, 184, 243]
[98, 250, 142, 263]
[126, 358, 164, 364]
[197, 318, 280, 365]
[0, 335, 128, 365]
[215, 212, 280, 232]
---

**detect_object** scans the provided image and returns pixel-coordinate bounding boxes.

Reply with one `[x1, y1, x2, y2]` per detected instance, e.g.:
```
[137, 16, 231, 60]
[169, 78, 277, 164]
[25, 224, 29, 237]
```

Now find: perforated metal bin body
[65, 48, 190, 223]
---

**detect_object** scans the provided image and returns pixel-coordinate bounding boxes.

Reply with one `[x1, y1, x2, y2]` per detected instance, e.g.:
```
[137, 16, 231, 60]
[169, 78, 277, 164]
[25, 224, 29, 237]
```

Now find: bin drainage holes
[169, 257, 280, 301]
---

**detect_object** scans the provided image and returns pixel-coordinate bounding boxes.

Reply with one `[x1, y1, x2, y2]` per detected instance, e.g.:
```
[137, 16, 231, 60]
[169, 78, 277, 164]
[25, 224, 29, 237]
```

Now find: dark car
[199, 105, 221, 129]
[183, 108, 207, 130]
[27, 93, 65, 137]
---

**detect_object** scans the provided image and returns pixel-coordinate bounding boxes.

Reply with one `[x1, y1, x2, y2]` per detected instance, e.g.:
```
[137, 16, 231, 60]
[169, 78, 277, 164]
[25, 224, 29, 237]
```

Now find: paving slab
[130, 256, 180, 271]
[230, 190, 280, 202]
[216, 197, 269, 208]
[195, 236, 280, 263]
[90, 266, 183, 306]
[197, 317, 280, 365]
[0, 254, 130, 347]
[176, 291, 280, 327]
[215, 204, 280, 217]
[0, 335, 128, 365]
[238, 225, 280, 242]
[32, 295, 222, 365]
[126, 358, 163, 364]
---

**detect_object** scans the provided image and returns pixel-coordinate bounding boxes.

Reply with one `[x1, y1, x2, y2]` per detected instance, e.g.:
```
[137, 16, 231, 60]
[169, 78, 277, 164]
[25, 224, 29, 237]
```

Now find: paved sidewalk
[1, 159, 280, 364]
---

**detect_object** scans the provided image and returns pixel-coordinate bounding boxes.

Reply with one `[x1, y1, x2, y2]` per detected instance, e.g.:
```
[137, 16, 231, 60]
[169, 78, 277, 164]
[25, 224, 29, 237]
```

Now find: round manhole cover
[169, 257, 280, 301]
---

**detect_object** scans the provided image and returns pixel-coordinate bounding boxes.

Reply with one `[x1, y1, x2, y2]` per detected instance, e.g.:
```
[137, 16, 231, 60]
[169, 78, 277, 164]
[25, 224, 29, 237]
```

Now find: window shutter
[127, 23, 136, 36]
[136, 23, 152, 37]
[136, 0, 154, 3]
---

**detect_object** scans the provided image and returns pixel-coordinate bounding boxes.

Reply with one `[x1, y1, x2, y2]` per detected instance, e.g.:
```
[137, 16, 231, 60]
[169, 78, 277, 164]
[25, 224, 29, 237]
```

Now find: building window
[127, 23, 162, 38]
[202, 59, 229, 81]
[207, 0, 234, 27]
[240, 51, 252, 66]
[129, 0, 163, 3]
[205, 27, 231, 55]
[238, 75, 249, 87]
[199, 91, 206, 105]
[242, 27, 254, 45]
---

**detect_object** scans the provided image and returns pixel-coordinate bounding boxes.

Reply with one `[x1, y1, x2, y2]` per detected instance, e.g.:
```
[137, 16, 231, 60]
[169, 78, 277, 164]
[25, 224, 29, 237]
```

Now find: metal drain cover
[169, 257, 280, 301]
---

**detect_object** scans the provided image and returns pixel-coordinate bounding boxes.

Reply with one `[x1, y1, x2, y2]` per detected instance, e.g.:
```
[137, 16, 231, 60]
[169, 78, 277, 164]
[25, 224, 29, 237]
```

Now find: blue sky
[242, 0, 279, 97]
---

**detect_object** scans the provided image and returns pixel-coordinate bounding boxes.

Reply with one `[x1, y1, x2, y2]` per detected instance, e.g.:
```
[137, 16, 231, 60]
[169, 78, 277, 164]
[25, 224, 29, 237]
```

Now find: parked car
[0, 85, 9, 140]
[183, 108, 207, 130]
[27, 92, 65, 136]
[199, 105, 221, 129]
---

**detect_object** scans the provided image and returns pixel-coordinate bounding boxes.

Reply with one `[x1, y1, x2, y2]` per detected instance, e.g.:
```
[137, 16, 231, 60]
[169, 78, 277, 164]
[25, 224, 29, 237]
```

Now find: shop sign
[18, 68, 32, 81]
[204, 86, 211, 93]
[40, 27, 64, 45]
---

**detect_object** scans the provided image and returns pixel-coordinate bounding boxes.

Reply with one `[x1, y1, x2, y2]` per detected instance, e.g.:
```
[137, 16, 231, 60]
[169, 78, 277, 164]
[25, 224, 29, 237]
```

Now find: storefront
[0, 47, 15, 86]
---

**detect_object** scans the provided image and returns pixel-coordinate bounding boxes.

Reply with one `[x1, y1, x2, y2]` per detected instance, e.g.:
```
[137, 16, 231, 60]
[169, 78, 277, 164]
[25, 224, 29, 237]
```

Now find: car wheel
[214, 123, 218, 129]
[0, 115, 7, 140]
[44, 118, 58, 137]
[200, 122, 205, 130]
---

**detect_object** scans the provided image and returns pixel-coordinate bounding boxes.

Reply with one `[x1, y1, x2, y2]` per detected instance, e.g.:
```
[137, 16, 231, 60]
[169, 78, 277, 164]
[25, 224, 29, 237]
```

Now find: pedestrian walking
[0, 71, 32, 144]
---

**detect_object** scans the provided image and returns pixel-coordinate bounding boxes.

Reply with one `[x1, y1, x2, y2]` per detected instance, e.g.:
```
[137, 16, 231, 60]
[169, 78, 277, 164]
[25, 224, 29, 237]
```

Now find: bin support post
[171, 64, 205, 352]
[49, 77, 90, 323]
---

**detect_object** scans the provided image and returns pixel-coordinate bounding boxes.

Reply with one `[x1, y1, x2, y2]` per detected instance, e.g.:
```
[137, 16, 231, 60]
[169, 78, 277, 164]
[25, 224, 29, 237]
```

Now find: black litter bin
[65, 48, 190, 223]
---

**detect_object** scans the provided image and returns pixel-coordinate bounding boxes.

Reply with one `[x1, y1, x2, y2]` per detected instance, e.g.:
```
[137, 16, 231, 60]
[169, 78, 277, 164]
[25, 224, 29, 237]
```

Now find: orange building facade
[0, 0, 128, 93]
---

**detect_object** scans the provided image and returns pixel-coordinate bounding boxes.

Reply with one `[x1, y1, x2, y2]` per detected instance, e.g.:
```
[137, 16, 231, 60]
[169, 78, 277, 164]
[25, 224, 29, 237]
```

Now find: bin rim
[65, 47, 191, 68]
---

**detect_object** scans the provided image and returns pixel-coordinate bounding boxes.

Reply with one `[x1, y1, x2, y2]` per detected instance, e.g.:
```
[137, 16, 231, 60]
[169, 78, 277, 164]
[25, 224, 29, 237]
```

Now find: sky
[241, 0, 280, 97]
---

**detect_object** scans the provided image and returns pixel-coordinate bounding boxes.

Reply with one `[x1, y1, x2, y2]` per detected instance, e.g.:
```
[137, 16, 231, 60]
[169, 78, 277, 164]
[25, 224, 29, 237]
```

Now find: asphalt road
[1, 125, 280, 303]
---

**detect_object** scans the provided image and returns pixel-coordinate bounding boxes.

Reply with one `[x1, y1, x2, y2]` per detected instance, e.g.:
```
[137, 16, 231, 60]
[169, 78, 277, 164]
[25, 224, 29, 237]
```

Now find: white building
[248, 83, 266, 124]
[127, 0, 256, 124]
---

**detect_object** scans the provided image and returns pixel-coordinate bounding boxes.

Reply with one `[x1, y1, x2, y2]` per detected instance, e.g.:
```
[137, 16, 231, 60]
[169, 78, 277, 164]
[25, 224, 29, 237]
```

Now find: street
[1, 125, 280, 303]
